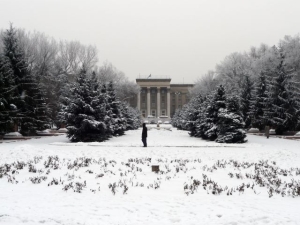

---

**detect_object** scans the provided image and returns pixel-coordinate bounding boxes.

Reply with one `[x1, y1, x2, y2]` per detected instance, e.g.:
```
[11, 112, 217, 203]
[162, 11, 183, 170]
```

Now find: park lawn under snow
[0, 124, 300, 225]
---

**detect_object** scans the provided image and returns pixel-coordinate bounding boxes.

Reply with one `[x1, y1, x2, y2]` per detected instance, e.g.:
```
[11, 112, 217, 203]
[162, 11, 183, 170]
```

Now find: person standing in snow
[142, 123, 147, 147]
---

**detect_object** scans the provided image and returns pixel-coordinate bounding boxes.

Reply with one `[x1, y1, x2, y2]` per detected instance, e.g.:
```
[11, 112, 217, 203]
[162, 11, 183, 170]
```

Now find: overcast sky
[1, 0, 300, 83]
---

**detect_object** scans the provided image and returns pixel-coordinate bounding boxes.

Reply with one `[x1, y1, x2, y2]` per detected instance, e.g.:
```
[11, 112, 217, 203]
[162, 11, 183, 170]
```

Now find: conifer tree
[173, 106, 189, 130]
[107, 81, 126, 136]
[265, 54, 300, 134]
[0, 55, 17, 133]
[193, 95, 210, 138]
[240, 75, 253, 129]
[120, 102, 141, 130]
[2, 24, 49, 134]
[38, 65, 61, 127]
[171, 108, 181, 128]
[90, 71, 113, 140]
[57, 75, 71, 128]
[216, 96, 247, 143]
[250, 71, 268, 130]
[198, 85, 226, 140]
[187, 93, 204, 136]
[100, 83, 114, 137]
[19, 71, 50, 134]
[65, 68, 107, 142]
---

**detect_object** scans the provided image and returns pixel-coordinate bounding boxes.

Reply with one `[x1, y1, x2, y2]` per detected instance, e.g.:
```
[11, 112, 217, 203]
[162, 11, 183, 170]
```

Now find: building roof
[136, 78, 171, 82]
[170, 84, 194, 87]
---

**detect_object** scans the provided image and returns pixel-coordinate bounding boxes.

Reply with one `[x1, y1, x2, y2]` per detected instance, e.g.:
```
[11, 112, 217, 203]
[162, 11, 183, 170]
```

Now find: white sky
[1, 0, 300, 83]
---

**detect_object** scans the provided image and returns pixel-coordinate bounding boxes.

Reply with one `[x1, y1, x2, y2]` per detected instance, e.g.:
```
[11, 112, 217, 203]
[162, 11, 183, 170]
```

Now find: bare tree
[0, 29, 4, 54]
[279, 35, 300, 82]
[16, 29, 39, 73]
[190, 70, 220, 97]
[216, 52, 254, 95]
[96, 61, 140, 100]
[55, 40, 98, 81]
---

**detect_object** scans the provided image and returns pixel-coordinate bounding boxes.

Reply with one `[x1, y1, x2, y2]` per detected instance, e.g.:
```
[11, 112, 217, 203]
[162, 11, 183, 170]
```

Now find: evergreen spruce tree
[99, 83, 114, 138]
[197, 85, 226, 140]
[193, 95, 210, 138]
[178, 105, 191, 131]
[216, 96, 247, 143]
[120, 102, 141, 130]
[0, 55, 17, 133]
[64, 68, 107, 142]
[177, 106, 189, 130]
[20, 71, 50, 134]
[57, 75, 72, 128]
[2, 24, 49, 134]
[240, 75, 253, 129]
[187, 93, 204, 137]
[171, 105, 190, 130]
[37, 65, 61, 128]
[90, 74, 112, 141]
[250, 71, 268, 130]
[265, 54, 300, 134]
[107, 81, 126, 136]
[171, 108, 181, 128]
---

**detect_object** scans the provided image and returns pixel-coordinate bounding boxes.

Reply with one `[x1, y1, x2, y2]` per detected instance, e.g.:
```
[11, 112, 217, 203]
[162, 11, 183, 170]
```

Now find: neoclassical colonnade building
[128, 77, 194, 119]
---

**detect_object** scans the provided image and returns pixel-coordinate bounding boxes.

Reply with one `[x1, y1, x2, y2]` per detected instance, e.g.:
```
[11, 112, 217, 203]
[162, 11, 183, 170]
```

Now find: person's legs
[142, 138, 146, 147]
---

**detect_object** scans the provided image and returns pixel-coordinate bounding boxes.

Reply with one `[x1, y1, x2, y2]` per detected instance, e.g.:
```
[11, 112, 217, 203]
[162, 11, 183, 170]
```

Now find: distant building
[128, 77, 194, 119]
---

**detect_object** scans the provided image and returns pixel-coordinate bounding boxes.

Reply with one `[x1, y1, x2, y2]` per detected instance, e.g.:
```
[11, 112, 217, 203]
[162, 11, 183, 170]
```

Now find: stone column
[147, 87, 150, 117]
[167, 88, 170, 118]
[157, 87, 160, 118]
[137, 91, 141, 111]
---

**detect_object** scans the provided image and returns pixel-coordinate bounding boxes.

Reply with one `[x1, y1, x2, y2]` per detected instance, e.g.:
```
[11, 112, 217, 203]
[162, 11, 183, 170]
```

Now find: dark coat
[142, 125, 147, 138]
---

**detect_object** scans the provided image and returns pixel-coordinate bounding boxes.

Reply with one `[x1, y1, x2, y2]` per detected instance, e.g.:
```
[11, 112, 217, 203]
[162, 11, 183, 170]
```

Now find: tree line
[172, 38, 300, 142]
[0, 24, 141, 141]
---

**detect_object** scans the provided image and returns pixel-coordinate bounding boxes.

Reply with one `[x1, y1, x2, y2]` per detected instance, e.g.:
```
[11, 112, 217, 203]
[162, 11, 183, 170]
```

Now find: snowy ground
[0, 125, 300, 225]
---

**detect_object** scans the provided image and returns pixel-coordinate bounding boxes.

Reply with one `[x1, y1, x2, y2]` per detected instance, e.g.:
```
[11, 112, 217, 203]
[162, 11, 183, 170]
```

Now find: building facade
[128, 78, 193, 119]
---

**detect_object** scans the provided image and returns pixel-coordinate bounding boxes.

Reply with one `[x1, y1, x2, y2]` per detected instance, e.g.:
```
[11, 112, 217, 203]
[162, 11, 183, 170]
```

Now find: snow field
[0, 126, 300, 225]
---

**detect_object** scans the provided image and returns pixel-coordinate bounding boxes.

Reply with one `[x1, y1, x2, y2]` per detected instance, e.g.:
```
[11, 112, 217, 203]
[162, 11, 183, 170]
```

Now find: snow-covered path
[0, 126, 300, 225]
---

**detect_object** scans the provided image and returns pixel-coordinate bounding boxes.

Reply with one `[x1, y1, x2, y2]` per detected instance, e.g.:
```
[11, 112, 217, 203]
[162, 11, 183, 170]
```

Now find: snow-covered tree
[186, 93, 204, 136]
[64, 68, 108, 142]
[0, 54, 17, 133]
[189, 71, 220, 98]
[279, 35, 300, 82]
[240, 75, 253, 129]
[97, 62, 139, 101]
[120, 102, 141, 130]
[171, 93, 203, 131]
[15, 29, 99, 128]
[216, 96, 247, 143]
[191, 95, 210, 138]
[216, 52, 254, 95]
[2, 24, 49, 135]
[265, 54, 300, 134]
[19, 69, 50, 134]
[171, 106, 189, 130]
[107, 81, 126, 136]
[250, 71, 268, 130]
[171, 108, 180, 128]
[197, 85, 226, 140]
